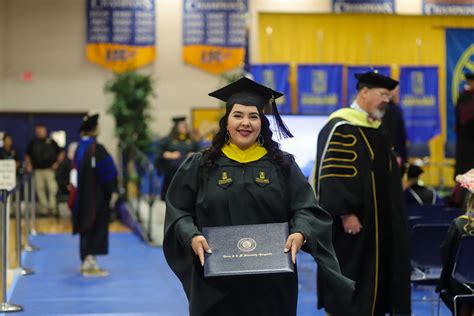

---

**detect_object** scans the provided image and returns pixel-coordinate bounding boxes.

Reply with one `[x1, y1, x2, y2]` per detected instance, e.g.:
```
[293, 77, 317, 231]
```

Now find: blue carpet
[5, 233, 187, 316]
[5, 233, 452, 315]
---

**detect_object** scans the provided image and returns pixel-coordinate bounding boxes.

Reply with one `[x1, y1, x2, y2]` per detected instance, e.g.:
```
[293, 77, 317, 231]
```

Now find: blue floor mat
[5, 233, 187, 316]
[5, 233, 452, 315]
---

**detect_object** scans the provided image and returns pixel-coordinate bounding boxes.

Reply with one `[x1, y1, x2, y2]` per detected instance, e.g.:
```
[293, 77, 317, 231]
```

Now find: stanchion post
[14, 182, 33, 276]
[0, 190, 23, 312]
[23, 175, 39, 252]
[30, 175, 37, 236]
[147, 170, 154, 243]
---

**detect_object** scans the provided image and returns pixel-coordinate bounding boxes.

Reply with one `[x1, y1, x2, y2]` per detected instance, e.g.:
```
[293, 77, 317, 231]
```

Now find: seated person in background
[436, 169, 474, 316]
[403, 162, 439, 207]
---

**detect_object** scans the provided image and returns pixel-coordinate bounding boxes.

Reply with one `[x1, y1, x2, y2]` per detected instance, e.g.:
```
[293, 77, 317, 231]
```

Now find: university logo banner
[346, 65, 391, 105]
[250, 64, 291, 114]
[446, 28, 474, 141]
[297, 65, 343, 115]
[86, 0, 156, 73]
[183, 0, 248, 75]
[399, 66, 440, 143]
[423, 0, 474, 15]
[332, 0, 394, 13]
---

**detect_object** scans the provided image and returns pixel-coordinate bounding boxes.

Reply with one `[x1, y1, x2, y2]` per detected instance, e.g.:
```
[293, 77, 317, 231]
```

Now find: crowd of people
[1, 71, 473, 315]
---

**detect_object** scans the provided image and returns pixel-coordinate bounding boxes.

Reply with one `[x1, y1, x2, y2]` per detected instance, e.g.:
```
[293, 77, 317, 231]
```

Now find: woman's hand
[191, 235, 212, 266]
[284, 232, 305, 264]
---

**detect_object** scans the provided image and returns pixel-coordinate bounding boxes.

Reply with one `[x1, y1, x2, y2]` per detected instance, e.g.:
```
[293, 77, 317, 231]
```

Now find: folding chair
[439, 236, 474, 316]
[411, 224, 450, 282]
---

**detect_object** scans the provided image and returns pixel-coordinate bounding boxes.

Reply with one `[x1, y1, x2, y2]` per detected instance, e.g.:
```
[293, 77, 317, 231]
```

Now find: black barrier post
[0, 190, 23, 312]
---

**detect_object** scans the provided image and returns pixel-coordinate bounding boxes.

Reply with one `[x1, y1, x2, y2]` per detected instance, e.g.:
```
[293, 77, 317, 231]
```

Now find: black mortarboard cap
[80, 113, 99, 132]
[208, 77, 293, 138]
[355, 71, 399, 90]
[172, 116, 186, 123]
[407, 164, 424, 179]
[464, 72, 474, 80]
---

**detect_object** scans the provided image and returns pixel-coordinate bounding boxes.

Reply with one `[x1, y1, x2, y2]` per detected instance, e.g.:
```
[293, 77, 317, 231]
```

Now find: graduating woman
[163, 77, 354, 316]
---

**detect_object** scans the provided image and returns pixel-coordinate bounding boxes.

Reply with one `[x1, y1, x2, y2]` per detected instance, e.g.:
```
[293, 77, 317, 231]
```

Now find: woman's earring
[258, 134, 264, 146]
[225, 130, 230, 144]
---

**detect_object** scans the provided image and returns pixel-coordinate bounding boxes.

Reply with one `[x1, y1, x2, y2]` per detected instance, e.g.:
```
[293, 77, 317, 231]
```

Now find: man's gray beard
[371, 108, 385, 120]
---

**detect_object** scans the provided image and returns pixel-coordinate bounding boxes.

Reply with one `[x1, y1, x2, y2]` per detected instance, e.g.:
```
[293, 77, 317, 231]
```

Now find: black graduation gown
[72, 141, 118, 260]
[315, 110, 411, 316]
[436, 215, 473, 313]
[381, 101, 408, 164]
[404, 184, 437, 207]
[163, 152, 355, 316]
[155, 136, 200, 200]
[455, 90, 474, 176]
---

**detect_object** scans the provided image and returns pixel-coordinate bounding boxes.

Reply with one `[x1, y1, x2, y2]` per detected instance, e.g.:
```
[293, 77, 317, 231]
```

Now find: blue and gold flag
[86, 0, 156, 73]
[183, 0, 248, 75]
[250, 64, 291, 114]
[297, 65, 343, 115]
[400, 66, 440, 143]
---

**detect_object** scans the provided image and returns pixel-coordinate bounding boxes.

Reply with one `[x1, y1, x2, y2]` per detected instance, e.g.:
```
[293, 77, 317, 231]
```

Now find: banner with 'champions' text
[183, 0, 248, 75]
[86, 0, 156, 73]
[332, 0, 394, 13]
[399, 66, 440, 143]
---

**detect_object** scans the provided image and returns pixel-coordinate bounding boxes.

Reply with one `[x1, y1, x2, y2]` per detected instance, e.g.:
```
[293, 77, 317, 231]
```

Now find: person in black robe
[72, 114, 118, 277]
[163, 77, 354, 316]
[315, 71, 411, 316]
[454, 72, 474, 177]
[155, 116, 200, 201]
[450, 73, 474, 208]
[403, 163, 439, 207]
[381, 87, 408, 166]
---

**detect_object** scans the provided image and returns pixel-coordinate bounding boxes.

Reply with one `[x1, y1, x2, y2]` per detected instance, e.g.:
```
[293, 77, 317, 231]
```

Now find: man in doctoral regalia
[315, 71, 411, 316]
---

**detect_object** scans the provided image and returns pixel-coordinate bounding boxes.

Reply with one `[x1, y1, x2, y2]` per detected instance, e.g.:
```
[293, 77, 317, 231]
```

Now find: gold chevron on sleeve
[320, 164, 358, 180]
[323, 148, 357, 163]
[328, 132, 357, 147]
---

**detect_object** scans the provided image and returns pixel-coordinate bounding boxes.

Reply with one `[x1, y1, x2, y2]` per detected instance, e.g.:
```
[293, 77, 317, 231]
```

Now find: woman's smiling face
[227, 104, 261, 150]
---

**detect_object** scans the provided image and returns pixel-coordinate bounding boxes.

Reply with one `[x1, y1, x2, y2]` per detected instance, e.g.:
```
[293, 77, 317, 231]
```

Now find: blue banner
[423, 0, 474, 15]
[332, 0, 394, 13]
[446, 28, 474, 141]
[346, 65, 391, 105]
[183, 0, 248, 74]
[250, 64, 291, 114]
[399, 66, 440, 143]
[86, 0, 156, 73]
[297, 65, 343, 115]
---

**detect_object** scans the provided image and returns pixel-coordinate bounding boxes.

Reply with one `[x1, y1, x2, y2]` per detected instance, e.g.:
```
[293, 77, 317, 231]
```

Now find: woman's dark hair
[201, 104, 292, 177]
[168, 122, 191, 140]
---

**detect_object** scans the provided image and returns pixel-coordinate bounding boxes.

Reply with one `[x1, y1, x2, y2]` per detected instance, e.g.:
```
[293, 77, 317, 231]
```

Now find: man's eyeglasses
[373, 90, 391, 100]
